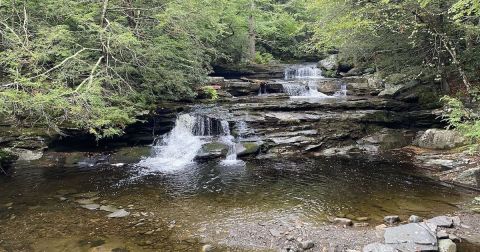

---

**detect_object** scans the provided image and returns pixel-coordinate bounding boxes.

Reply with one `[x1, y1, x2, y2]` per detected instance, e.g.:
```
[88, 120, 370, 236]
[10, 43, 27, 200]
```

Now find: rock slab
[384, 223, 437, 251]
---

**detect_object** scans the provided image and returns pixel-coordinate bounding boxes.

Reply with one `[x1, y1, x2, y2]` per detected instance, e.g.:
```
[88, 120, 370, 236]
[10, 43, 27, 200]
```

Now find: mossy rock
[322, 70, 338, 78]
[236, 142, 262, 157]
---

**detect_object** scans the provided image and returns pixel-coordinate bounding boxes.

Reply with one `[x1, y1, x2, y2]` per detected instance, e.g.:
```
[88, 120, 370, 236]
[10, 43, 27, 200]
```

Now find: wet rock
[408, 215, 423, 223]
[236, 141, 262, 157]
[438, 239, 456, 252]
[333, 218, 353, 226]
[356, 217, 369, 222]
[299, 240, 315, 250]
[384, 223, 437, 251]
[81, 204, 100, 210]
[206, 77, 225, 85]
[99, 205, 119, 213]
[384, 216, 400, 225]
[201, 244, 213, 252]
[414, 129, 466, 150]
[363, 243, 397, 252]
[427, 216, 454, 228]
[196, 142, 228, 160]
[75, 197, 100, 205]
[107, 209, 130, 218]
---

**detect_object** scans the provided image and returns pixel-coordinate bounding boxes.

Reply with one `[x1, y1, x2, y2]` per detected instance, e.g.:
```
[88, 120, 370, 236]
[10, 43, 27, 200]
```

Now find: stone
[408, 215, 423, 223]
[384, 223, 437, 251]
[107, 209, 130, 218]
[448, 234, 460, 243]
[236, 141, 262, 157]
[196, 142, 229, 160]
[299, 240, 315, 250]
[414, 129, 466, 150]
[14, 148, 43, 161]
[363, 243, 397, 252]
[72, 192, 99, 198]
[426, 216, 454, 228]
[438, 239, 456, 252]
[81, 204, 100, 210]
[354, 222, 369, 227]
[99, 205, 119, 213]
[384, 216, 400, 225]
[454, 167, 480, 187]
[333, 218, 353, 226]
[319, 54, 339, 71]
[356, 217, 369, 221]
[201, 244, 213, 252]
[269, 228, 281, 237]
[378, 85, 405, 97]
[75, 197, 100, 205]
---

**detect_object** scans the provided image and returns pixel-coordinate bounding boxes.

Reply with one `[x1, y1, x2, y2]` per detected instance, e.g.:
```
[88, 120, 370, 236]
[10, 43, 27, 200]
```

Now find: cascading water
[282, 64, 330, 98]
[220, 121, 245, 165]
[138, 114, 203, 172]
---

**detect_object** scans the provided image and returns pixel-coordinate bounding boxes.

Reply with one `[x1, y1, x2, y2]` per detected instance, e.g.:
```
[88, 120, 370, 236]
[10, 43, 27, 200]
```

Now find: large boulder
[454, 167, 480, 187]
[318, 54, 339, 71]
[414, 129, 466, 150]
[196, 142, 229, 160]
[384, 223, 437, 251]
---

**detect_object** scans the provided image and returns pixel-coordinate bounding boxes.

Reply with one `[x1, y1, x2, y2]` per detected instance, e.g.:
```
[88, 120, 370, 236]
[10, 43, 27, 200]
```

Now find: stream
[0, 64, 478, 251]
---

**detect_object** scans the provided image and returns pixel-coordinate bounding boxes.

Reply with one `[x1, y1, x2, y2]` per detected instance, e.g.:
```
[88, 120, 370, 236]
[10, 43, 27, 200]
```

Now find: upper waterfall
[284, 64, 323, 80]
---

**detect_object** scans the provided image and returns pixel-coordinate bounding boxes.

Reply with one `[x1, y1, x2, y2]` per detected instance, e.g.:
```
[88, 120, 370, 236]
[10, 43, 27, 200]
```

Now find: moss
[323, 70, 338, 78]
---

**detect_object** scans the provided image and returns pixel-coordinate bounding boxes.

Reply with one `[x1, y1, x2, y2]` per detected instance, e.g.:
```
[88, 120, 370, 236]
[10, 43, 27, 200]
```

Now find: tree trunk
[100, 0, 109, 28]
[247, 0, 256, 62]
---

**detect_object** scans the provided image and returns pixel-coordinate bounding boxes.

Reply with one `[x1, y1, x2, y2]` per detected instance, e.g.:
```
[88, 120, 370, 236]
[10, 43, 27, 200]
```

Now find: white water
[283, 64, 330, 98]
[138, 114, 203, 172]
[284, 64, 323, 80]
[220, 120, 244, 166]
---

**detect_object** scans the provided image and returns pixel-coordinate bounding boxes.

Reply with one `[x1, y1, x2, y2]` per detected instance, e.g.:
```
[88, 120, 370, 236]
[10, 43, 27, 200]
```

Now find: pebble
[333, 218, 353, 226]
[408, 215, 423, 223]
[107, 209, 130, 218]
[356, 217, 369, 221]
[144, 230, 155, 235]
[201, 244, 213, 252]
[99, 205, 119, 213]
[299, 240, 314, 250]
[81, 204, 100, 210]
[353, 222, 369, 227]
[384, 216, 400, 225]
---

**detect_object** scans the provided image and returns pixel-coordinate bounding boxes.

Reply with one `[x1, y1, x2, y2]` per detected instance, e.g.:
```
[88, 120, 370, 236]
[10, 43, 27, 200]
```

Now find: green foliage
[254, 52, 274, 64]
[441, 95, 480, 144]
[202, 86, 219, 101]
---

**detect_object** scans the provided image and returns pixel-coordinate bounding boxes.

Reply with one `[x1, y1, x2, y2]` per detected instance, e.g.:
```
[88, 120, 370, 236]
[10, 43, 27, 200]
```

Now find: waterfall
[138, 114, 204, 171]
[283, 63, 330, 98]
[220, 121, 244, 165]
[334, 84, 348, 97]
[284, 64, 323, 80]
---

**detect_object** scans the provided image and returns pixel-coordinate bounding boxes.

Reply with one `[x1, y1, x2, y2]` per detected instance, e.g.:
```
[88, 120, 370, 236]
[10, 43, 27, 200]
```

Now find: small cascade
[284, 64, 323, 80]
[220, 121, 244, 165]
[138, 114, 203, 171]
[257, 84, 268, 96]
[334, 84, 348, 97]
[283, 63, 330, 98]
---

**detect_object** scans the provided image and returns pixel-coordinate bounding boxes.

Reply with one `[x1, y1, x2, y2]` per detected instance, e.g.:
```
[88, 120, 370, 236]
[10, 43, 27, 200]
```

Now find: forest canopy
[0, 0, 479, 139]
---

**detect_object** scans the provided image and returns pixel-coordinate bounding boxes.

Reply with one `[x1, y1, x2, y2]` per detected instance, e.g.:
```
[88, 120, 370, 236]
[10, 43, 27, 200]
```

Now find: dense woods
[0, 0, 479, 142]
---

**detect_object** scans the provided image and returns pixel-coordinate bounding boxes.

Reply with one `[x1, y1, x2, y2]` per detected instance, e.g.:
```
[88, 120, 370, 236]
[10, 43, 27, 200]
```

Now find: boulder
[454, 167, 480, 187]
[196, 142, 229, 160]
[414, 129, 466, 150]
[343, 68, 364, 77]
[299, 240, 315, 250]
[384, 223, 437, 251]
[319, 54, 339, 71]
[438, 239, 456, 252]
[236, 141, 262, 157]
